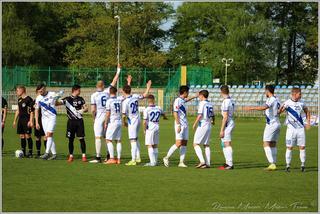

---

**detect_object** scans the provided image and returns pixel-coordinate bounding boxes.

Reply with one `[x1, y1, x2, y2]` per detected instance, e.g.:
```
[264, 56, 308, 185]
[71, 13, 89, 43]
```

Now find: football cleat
[116, 158, 121, 164]
[136, 158, 141, 163]
[218, 163, 233, 170]
[104, 158, 117, 165]
[67, 156, 74, 163]
[144, 162, 156, 167]
[48, 154, 57, 160]
[89, 157, 101, 163]
[125, 160, 137, 166]
[163, 157, 169, 167]
[196, 163, 206, 169]
[265, 163, 277, 171]
[82, 156, 87, 162]
[286, 166, 290, 172]
[40, 153, 50, 160]
[301, 166, 305, 172]
[201, 164, 210, 169]
[178, 162, 188, 168]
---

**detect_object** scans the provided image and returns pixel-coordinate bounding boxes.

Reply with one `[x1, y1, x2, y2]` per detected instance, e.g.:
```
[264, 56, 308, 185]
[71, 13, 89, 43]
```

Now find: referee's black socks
[21, 138, 26, 156]
[36, 139, 41, 156]
[27, 137, 33, 155]
[80, 138, 86, 154]
[69, 138, 74, 155]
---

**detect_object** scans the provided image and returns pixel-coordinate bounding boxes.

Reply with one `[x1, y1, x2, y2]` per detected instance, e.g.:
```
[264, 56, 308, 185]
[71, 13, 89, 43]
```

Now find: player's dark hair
[220, 85, 229, 94]
[179, 85, 189, 95]
[72, 84, 81, 92]
[147, 94, 155, 100]
[265, 85, 275, 94]
[16, 85, 26, 92]
[36, 83, 46, 91]
[109, 86, 117, 94]
[292, 87, 301, 93]
[123, 85, 131, 94]
[199, 90, 209, 98]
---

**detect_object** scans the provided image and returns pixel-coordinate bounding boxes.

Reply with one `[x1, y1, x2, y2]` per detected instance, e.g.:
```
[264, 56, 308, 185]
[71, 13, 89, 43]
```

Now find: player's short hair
[16, 85, 26, 92]
[72, 84, 81, 92]
[291, 87, 301, 93]
[220, 85, 229, 94]
[109, 86, 117, 94]
[265, 85, 275, 94]
[123, 85, 131, 94]
[147, 94, 155, 100]
[179, 85, 189, 95]
[36, 83, 46, 91]
[199, 90, 209, 98]
[96, 80, 105, 88]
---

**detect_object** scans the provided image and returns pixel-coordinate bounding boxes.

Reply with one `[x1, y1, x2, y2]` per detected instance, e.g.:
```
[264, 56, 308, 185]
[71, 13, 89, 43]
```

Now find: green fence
[2, 66, 179, 92]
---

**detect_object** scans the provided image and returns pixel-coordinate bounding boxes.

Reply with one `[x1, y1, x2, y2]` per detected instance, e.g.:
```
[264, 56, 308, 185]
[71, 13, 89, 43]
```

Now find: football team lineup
[2, 67, 313, 172]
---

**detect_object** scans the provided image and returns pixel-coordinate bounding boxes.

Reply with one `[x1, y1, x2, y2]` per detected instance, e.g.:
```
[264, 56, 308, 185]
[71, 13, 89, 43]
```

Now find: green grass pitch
[2, 114, 318, 212]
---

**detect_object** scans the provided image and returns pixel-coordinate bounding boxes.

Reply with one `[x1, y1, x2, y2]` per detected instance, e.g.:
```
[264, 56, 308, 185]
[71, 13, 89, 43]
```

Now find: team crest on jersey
[78, 101, 82, 104]
[295, 106, 302, 111]
[44, 98, 49, 101]
[73, 101, 78, 106]
[22, 103, 26, 107]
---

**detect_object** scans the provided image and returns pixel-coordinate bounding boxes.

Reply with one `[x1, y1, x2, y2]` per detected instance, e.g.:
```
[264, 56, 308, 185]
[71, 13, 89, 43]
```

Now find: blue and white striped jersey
[283, 99, 306, 129]
[265, 96, 280, 124]
[173, 97, 188, 127]
[35, 91, 58, 119]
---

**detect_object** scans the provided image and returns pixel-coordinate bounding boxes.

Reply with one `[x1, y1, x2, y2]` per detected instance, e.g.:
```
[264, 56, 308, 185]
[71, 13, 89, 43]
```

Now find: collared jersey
[18, 96, 34, 120]
[62, 96, 86, 120]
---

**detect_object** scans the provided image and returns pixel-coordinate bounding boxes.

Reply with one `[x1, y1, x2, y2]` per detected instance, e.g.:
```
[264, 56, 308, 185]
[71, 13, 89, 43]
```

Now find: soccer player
[244, 85, 281, 171]
[13, 86, 34, 157]
[2, 97, 8, 149]
[89, 66, 130, 163]
[104, 86, 123, 164]
[35, 83, 63, 160]
[34, 88, 47, 158]
[163, 85, 197, 168]
[192, 90, 214, 169]
[279, 87, 311, 172]
[57, 84, 88, 162]
[218, 85, 235, 170]
[143, 95, 167, 166]
[122, 78, 152, 166]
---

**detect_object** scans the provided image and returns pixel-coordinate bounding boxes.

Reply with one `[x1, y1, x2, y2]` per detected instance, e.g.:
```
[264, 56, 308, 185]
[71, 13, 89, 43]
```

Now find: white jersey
[35, 91, 58, 119]
[122, 94, 144, 122]
[265, 96, 281, 124]
[106, 96, 123, 123]
[221, 96, 235, 124]
[90, 87, 110, 117]
[173, 97, 188, 127]
[282, 99, 306, 129]
[143, 105, 163, 131]
[197, 100, 214, 127]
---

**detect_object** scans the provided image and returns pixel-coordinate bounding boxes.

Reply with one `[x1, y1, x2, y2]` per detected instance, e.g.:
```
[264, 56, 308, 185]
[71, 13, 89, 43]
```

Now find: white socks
[286, 148, 292, 167]
[271, 147, 277, 163]
[264, 146, 274, 164]
[205, 146, 211, 166]
[107, 142, 114, 159]
[136, 140, 141, 160]
[51, 140, 56, 155]
[95, 138, 101, 157]
[116, 142, 121, 159]
[148, 147, 155, 164]
[194, 145, 205, 163]
[46, 137, 52, 154]
[300, 149, 306, 166]
[166, 144, 178, 158]
[223, 146, 233, 166]
[154, 148, 159, 164]
[179, 146, 187, 163]
[130, 141, 137, 161]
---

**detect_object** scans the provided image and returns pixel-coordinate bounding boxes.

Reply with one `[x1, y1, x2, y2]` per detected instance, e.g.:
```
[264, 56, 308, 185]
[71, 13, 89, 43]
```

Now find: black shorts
[17, 118, 32, 135]
[66, 119, 85, 138]
[34, 120, 45, 137]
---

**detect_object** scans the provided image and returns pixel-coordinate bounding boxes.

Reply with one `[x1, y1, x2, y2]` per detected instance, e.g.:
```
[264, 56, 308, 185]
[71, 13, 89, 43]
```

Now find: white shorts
[145, 129, 159, 146]
[128, 118, 140, 140]
[175, 124, 188, 141]
[221, 120, 234, 142]
[106, 121, 122, 141]
[194, 124, 212, 145]
[263, 122, 281, 142]
[94, 113, 105, 137]
[286, 127, 305, 147]
[41, 117, 56, 133]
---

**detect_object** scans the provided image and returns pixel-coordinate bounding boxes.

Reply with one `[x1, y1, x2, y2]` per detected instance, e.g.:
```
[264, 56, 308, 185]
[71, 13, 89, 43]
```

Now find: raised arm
[142, 80, 152, 98]
[185, 94, 198, 103]
[127, 75, 132, 86]
[110, 64, 121, 87]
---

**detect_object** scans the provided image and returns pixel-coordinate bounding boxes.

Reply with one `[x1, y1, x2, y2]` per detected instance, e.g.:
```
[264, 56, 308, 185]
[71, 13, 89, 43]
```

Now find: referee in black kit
[57, 85, 88, 162]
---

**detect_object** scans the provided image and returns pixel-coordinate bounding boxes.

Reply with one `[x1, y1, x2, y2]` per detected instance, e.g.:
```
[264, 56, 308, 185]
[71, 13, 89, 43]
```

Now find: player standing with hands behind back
[279, 87, 311, 172]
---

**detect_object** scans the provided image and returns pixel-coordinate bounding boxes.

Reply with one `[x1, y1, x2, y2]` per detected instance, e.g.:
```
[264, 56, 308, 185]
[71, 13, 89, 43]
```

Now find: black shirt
[62, 96, 85, 120]
[18, 96, 34, 120]
[2, 97, 8, 115]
